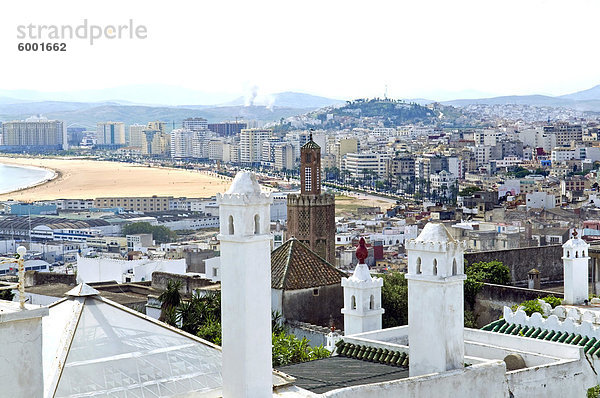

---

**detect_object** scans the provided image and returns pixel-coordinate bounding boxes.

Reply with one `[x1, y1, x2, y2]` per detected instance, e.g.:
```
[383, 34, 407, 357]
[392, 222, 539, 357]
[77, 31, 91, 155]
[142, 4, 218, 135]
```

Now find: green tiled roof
[302, 140, 320, 150]
[334, 340, 409, 367]
[481, 319, 600, 357]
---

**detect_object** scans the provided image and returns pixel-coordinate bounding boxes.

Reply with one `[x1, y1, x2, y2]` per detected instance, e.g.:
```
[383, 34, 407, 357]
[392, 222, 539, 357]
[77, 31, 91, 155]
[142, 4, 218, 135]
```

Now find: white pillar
[562, 231, 590, 305]
[218, 172, 273, 398]
[405, 223, 466, 377]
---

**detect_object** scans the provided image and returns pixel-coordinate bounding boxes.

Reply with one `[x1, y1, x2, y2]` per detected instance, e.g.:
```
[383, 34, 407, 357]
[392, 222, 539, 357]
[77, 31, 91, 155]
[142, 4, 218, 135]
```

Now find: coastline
[0, 161, 59, 195]
[0, 156, 235, 201]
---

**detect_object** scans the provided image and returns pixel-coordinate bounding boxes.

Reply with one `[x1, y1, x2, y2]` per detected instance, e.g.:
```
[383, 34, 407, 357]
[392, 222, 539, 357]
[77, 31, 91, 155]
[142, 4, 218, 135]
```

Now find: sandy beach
[0, 157, 234, 201]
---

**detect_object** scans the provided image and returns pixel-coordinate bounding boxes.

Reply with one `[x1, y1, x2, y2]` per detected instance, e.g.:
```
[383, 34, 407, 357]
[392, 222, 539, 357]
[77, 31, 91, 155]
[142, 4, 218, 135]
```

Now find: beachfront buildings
[1, 116, 67, 151]
[170, 128, 199, 158]
[96, 122, 126, 147]
[239, 128, 272, 165]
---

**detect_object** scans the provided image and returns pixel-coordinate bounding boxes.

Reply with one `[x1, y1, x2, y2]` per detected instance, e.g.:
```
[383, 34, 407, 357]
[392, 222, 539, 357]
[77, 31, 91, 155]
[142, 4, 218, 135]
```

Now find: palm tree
[158, 280, 182, 322]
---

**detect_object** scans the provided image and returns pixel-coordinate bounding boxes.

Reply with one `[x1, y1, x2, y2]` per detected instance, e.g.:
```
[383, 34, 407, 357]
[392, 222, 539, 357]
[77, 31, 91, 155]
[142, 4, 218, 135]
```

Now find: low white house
[76, 255, 186, 284]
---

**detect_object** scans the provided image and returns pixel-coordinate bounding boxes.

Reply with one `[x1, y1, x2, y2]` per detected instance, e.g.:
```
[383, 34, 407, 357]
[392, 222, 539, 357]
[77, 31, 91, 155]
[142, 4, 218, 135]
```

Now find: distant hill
[441, 84, 600, 112]
[0, 104, 313, 129]
[559, 85, 600, 101]
[276, 98, 441, 130]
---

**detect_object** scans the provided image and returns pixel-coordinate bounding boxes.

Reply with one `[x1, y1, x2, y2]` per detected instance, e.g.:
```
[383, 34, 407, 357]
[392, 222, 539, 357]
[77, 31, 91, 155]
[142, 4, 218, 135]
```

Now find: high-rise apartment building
[1, 116, 67, 151]
[544, 123, 583, 146]
[182, 118, 208, 131]
[343, 152, 390, 179]
[208, 122, 247, 136]
[96, 122, 126, 146]
[129, 124, 146, 148]
[170, 128, 198, 158]
[274, 143, 294, 171]
[239, 128, 272, 165]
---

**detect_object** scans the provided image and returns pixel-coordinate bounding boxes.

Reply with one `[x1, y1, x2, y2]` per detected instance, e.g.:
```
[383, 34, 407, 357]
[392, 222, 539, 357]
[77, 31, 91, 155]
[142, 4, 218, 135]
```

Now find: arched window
[433, 259, 438, 275]
[369, 295, 375, 310]
[351, 295, 356, 310]
[254, 214, 260, 235]
[416, 257, 422, 274]
[567, 251, 570, 258]
[228, 215, 234, 235]
[583, 251, 586, 257]
[452, 258, 458, 275]
[576, 251, 579, 258]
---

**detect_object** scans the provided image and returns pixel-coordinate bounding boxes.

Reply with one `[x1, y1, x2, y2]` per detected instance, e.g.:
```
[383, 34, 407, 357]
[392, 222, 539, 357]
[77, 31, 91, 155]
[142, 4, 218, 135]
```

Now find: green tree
[380, 272, 408, 328]
[122, 222, 178, 244]
[458, 186, 480, 197]
[464, 260, 511, 309]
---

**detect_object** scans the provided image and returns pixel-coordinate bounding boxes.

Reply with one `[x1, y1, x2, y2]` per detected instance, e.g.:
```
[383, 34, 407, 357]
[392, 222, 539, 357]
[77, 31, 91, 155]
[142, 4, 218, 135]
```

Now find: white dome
[225, 171, 261, 195]
[414, 223, 455, 243]
[562, 237, 589, 250]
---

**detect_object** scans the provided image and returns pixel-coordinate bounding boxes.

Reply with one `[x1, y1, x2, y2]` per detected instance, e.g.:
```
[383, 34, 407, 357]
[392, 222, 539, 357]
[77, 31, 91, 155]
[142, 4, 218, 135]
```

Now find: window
[452, 259, 457, 275]
[254, 214, 260, 235]
[433, 259, 438, 275]
[351, 295, 356, 309]
[304, 167, 312, 191]
[416, 257, 422, 274]
[228, 215, 234, 235]
[369, 295, 375, 310]
[313, 288, 319, 296]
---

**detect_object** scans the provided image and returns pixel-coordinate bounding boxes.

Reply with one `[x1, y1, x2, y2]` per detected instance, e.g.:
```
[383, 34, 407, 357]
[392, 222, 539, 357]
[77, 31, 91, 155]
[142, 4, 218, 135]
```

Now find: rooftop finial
[309, 128, 314, 142]
[356, 237, 368, 264]
[573, 228, 578, 238]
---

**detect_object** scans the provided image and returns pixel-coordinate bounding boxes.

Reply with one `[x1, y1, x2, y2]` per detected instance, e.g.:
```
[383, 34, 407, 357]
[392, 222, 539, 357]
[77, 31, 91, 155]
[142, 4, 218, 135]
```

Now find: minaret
[217, 171, 273, 398]
[341, 237, 384, 335]
[405, 223, 467, 377]
[287, 132, 336, 264]
[301, 131, 321, 195]
[562, 228, 590, 305]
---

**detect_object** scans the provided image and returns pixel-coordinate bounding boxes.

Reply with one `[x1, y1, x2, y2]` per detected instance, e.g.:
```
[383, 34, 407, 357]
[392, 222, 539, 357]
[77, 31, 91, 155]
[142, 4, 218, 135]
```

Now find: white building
[526, 191, 557, 210]
[430, 170, 456, 198]
[182, 117, 208, 131]
[170, 128, 199, 158]
[76, 255, 186, 284]
[343, 152, 390, 179]
[239, 128, 272, 165]
[96, 121, 125, 146]
[274, 143, 295, 171]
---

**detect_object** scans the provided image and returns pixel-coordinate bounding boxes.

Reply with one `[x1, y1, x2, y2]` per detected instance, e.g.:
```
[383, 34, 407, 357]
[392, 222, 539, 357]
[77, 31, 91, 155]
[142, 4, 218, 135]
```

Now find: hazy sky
[1, 0, 599, 102]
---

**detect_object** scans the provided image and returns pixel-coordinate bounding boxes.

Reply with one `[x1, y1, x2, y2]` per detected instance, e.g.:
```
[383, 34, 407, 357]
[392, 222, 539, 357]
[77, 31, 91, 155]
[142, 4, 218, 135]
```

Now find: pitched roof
[271, 238, 347, 290]
[481, 319, 600, 357]
[302, 139, 320, 150]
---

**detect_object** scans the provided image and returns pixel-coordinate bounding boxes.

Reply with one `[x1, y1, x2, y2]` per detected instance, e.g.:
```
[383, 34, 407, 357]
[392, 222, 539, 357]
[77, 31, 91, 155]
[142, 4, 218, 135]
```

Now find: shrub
[541, 295, 562, 308]
[512, 299, 543, 316]
[272, 332, 330, 367]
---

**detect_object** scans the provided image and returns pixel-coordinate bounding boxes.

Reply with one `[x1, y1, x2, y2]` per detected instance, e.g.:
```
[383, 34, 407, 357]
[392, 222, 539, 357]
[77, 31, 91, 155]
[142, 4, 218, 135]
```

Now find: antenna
[384, 84, 388, 100]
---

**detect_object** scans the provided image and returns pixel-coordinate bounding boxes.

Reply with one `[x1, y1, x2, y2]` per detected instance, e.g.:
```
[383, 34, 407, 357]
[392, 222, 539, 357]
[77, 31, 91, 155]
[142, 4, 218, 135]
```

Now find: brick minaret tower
[287, 132, 336, 265]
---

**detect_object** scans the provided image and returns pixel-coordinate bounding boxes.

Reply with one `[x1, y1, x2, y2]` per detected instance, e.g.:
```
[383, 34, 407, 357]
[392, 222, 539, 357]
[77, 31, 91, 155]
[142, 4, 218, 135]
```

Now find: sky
[1, 0, 599, 104]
